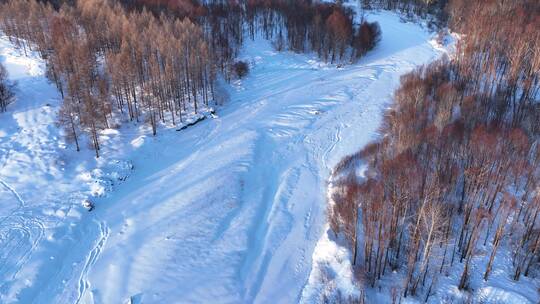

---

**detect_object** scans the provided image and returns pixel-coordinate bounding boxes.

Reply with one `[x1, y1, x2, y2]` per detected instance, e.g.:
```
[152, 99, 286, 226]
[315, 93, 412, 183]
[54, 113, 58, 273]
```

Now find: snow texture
[1, 9, 526, 304]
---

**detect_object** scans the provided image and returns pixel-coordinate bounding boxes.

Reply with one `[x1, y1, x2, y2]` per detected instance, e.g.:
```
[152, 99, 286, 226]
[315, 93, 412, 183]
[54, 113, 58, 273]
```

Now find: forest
[0, 0, 382, 157]
[328, 0, 540, 302]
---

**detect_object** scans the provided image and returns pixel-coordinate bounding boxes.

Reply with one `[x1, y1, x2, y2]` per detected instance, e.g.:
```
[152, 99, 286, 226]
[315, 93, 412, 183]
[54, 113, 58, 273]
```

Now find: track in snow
[76, 221, 109, 304]
[0, 179, 25, 208]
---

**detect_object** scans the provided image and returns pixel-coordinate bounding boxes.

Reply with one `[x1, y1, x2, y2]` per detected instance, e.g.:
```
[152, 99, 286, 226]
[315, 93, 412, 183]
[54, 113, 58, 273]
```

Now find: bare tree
[0, 63, 14, 112]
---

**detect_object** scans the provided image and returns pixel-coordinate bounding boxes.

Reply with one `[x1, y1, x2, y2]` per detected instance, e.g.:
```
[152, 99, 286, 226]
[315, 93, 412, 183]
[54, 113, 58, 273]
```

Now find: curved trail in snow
[0, 179, 25, 209]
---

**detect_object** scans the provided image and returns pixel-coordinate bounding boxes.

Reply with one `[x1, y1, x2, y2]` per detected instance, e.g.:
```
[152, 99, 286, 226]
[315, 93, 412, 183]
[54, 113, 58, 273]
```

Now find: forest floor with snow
[0, 9, 516, 304]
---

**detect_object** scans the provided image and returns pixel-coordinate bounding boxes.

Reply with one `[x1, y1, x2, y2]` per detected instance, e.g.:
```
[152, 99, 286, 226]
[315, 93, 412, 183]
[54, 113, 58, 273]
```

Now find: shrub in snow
[233, 61, 249, 79]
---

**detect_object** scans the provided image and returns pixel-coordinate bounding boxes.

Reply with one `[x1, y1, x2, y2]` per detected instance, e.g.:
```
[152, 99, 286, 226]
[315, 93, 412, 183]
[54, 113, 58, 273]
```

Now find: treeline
[119, 0, 205, 18]
[329, 0, 539, 301]
[123, 0, 382, 63]
[360, 0, 448, 26]
[243, 0, 381, 62]
[0, 0, 215, 157]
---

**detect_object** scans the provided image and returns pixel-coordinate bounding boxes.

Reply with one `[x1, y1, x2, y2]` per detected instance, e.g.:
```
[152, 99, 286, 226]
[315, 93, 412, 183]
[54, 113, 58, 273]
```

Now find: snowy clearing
[1, 11, 453, 303]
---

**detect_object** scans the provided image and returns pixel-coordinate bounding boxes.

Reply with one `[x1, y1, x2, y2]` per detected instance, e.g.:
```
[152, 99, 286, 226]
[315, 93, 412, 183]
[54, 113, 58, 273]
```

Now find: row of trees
[244, 0, 381, 62]
[359, 0, 448, 25]
[329, 0, 540, 301]
[129, 0, 382, 64]
[0, 0, 215, 157]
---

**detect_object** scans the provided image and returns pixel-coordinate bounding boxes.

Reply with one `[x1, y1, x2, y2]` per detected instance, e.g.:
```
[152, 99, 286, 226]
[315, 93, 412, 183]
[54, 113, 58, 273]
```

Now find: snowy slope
[0, 36, 135, 303]
[0, 11, 446, 303]
[0, 38, 92, 303]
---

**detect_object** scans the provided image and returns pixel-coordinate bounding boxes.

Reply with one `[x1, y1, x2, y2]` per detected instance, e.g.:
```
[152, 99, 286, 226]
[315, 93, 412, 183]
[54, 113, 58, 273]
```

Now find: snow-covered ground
[1, 11, 452, 303]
